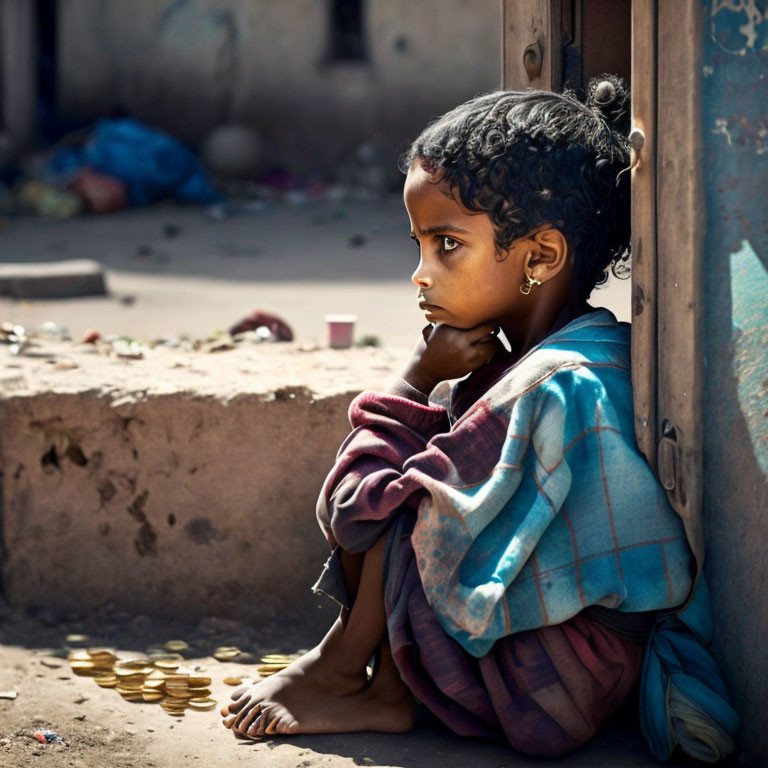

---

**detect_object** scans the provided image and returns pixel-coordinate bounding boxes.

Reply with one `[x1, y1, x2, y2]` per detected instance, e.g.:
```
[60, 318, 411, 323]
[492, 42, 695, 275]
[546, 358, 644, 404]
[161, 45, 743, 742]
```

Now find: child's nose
[411, 263, 433, 289]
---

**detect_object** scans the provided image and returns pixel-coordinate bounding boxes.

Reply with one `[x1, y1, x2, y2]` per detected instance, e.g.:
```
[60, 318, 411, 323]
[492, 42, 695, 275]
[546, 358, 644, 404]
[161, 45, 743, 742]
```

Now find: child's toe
[234, 702, 263, 735]
[225, 694, 249, 714]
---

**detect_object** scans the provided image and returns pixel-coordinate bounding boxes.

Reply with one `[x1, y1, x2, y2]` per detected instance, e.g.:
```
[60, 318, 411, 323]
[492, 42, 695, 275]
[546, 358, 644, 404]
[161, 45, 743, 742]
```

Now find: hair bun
[585, 74, 630, 135]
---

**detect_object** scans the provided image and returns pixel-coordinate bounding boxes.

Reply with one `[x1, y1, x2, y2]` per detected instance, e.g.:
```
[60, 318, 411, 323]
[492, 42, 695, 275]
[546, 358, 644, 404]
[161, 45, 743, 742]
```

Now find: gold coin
[116, 684, 142, 692]
[69, 660, 95, 669]
[143, 679, 165, 689]
[94, 676, 118, 688]
[117, 659, 152, 670]
[187, 698, 216, 710]
[154, 660, 180, 670]
[187, 676, 212, 686]
[142, 691, 165, 702]
[66, 634, 90, 643]
[163, 640, 189, 652]
[260, 654, 295, 662]
[162, 698, 188, 710]
[223, 677, 243, 686]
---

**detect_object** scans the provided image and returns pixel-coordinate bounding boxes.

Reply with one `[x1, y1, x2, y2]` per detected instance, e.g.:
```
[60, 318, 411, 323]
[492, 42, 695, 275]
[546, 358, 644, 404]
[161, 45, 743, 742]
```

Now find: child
[221, 75, 695, 756]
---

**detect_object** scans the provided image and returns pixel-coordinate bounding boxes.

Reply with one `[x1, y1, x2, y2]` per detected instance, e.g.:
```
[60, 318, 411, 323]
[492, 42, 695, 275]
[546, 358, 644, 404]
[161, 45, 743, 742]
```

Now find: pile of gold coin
[68, 648, 216, 717]
[256, 653, 300, 677]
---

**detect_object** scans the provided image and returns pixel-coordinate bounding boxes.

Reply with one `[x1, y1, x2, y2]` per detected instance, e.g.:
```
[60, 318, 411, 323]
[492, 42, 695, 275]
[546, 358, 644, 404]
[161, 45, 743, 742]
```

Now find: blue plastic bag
[47, 119, 222, 206]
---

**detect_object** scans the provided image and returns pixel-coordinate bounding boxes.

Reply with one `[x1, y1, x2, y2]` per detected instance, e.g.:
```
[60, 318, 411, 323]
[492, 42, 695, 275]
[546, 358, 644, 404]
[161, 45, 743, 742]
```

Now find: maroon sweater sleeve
[315, 382, 450, 552]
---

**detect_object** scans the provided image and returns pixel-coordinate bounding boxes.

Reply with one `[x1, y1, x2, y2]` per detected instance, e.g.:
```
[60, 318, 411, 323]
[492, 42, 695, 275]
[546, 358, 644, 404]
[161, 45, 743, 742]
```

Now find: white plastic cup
[325, 314, 357, 349]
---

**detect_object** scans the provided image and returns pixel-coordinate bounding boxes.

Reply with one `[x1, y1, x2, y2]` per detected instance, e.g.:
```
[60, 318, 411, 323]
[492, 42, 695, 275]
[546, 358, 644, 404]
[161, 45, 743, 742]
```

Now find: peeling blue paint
[711, 0, 768, 55]
[729, 240, 768, 475]
[730, 240, 768, 332]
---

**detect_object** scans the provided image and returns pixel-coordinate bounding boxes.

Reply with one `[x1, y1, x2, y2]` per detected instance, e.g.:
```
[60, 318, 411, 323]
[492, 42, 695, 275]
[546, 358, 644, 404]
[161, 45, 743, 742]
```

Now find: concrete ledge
[0, 340, 406, 623]
[0, 259, 107, 298]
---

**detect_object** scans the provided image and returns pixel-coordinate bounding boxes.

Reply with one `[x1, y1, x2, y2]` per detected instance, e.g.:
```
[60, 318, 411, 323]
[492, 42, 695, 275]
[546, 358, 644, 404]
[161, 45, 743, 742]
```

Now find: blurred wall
[56, 0, 500, 177]
[0, 0, 38, 162]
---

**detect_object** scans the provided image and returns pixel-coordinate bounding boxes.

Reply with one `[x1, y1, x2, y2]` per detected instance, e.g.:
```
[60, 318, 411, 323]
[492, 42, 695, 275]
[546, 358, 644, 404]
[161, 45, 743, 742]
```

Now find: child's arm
[317, 322, 500, 553]
[316, 387, 450, 552]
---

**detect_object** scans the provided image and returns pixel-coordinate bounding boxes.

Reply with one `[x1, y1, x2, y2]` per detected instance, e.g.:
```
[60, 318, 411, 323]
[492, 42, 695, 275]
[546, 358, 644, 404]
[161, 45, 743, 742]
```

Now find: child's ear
[529, 227, 569, 279]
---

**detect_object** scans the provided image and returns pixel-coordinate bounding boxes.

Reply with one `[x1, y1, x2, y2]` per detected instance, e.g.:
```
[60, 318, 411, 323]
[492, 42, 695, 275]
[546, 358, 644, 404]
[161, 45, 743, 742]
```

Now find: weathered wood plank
[630, 0, 657, 472]
[501, 0, 562, 91]
[655, 0, 705, 577]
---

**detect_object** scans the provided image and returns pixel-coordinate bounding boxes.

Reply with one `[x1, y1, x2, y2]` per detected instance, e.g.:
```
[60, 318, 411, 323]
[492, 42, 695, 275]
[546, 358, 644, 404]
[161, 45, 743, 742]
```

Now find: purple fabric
[384, 514, 646, 757]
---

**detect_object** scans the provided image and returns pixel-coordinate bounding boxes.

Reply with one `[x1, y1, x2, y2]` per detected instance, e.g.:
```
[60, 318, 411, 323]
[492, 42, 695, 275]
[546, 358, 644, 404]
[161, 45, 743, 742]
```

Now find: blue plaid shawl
[318, 308, 694, 657]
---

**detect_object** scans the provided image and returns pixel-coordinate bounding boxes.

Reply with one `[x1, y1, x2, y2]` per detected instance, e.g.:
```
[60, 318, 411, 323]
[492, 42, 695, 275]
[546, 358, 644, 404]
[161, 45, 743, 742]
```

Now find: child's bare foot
[221, 623, 415, 739]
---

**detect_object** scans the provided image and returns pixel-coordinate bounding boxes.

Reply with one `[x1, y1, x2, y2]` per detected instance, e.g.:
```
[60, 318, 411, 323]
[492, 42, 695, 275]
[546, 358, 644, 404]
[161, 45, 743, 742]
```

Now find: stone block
[0, 259, 107, 299]
[0, 340, 403, 626]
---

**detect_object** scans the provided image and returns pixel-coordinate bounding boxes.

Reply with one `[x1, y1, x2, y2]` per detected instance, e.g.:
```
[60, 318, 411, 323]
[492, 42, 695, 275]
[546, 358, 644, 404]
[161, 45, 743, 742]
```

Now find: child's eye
[440, 236, 460, 253]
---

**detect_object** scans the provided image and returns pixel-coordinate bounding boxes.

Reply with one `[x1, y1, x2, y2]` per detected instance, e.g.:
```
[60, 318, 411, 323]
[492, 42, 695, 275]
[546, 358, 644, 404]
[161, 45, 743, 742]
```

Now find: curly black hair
[398, 75, 632, 300]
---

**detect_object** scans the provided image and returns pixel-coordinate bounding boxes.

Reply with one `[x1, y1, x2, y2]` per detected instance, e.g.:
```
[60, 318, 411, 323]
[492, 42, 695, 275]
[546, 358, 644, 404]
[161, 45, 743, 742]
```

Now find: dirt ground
[0, 596, 689, 768]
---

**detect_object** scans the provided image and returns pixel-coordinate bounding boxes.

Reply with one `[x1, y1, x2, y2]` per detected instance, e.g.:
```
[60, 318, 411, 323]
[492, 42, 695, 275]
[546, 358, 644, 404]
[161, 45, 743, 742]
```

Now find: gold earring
[520, 275, 542, 295]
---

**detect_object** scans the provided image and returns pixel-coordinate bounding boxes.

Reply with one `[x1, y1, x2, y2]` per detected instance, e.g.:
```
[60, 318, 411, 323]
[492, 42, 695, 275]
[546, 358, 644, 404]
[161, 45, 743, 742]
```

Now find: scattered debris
[355, 334, 382, 348]
[32, 730, 64, 744]
[228, 310, 294, 341]
[0, 322, 31, 356]
[163, 223, 180, 238]
[81, 329, 101, 344]
[54, 359, 79, 370]
[67, 168, 128, 214]
[15, 180, 83, 219]
[348, 233, 367, 247]
[41, 321, 71, 340]
[0, 690, 18, 700]
[112, 338, 146, 360]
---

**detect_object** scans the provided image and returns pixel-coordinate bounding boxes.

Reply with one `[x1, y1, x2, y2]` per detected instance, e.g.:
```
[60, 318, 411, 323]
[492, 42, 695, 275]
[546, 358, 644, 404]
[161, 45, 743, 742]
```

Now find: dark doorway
[330, 0, 366, 62]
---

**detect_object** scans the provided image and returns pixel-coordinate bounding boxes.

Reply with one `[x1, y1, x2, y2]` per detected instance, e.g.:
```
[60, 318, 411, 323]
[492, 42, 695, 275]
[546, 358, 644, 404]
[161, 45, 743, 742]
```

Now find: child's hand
[402, 322, 499, 394]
